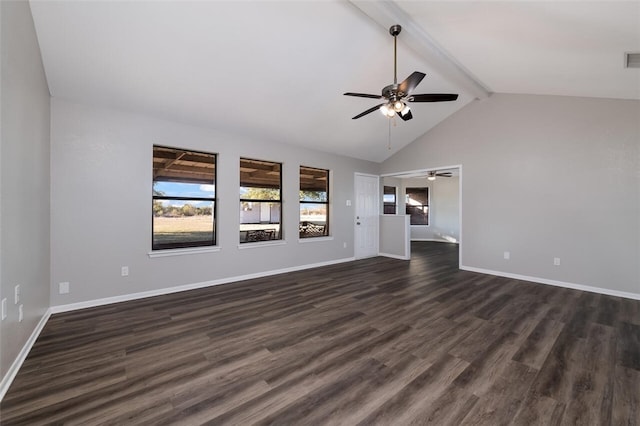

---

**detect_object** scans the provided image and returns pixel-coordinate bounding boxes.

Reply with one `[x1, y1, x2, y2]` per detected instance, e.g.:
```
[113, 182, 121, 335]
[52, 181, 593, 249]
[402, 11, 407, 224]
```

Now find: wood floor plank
[511, 318, 565, 370]
[355, 353, 470, 425]
[1, 242, 638, 425]
[612, 365, 640, 425]
[459, 361, 537, 426]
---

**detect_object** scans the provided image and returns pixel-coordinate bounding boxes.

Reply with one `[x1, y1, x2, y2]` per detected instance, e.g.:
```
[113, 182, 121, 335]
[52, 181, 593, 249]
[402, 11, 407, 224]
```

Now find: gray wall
[429, 176, 460, 243]
[50, 99, 378, 306]
[382, 93, 640, 296]
[379, 215, 410, 259]
[0, 0, 51, 381]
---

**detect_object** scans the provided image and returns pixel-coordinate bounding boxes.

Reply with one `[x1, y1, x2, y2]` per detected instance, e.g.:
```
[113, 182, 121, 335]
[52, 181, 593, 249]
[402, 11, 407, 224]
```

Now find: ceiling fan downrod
[390, 25, 402, 85]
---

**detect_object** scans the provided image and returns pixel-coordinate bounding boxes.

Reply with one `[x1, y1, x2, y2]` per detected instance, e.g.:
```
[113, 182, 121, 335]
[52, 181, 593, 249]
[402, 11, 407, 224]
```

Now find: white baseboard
[411, 239, 458, 243]
[51, 256, 356, 314]
[0, 308, 52, 401]
[460, 265, 640, 301]
[379, 252, 410, 260]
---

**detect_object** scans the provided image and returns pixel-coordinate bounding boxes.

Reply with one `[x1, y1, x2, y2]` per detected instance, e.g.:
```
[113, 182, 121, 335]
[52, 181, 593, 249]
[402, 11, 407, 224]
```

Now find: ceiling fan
[344, 25, 458, 121]
[427, 171, 453, 181]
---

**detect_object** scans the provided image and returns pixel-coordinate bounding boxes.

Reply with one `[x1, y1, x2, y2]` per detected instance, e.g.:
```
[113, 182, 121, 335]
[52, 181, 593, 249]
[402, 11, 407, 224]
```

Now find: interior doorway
[380, 165, 462, 263]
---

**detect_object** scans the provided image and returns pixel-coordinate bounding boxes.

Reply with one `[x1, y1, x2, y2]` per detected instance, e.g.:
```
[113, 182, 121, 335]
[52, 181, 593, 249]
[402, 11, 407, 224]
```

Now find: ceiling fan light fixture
[401, 104, 410, 115]
[427, 172, 436, 181]
[380, 104, 395, 117]
[393, 100, 405, 112]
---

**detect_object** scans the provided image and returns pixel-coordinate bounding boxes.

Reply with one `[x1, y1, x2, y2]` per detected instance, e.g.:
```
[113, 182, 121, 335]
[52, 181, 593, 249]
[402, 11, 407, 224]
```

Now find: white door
[354, 173, 379, 259]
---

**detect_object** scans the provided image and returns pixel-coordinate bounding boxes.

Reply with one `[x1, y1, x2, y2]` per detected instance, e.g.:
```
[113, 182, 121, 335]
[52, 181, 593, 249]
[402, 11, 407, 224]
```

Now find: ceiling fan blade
[436, 172, 452, 177]
[398, 71, 426, 95]
[409, 93, 459, 102]
[344, 92, 384, 99]
[398, 109, 413, 121]
[352, 103, 386, 120]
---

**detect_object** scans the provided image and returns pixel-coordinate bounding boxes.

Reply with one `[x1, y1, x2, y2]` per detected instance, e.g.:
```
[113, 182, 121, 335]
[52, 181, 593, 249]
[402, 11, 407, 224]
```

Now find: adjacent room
[1, 0, 639, 424]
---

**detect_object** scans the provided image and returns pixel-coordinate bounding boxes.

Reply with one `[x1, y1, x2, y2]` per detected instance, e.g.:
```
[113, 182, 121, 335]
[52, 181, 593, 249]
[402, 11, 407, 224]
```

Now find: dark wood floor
[2, 242, 639, 425]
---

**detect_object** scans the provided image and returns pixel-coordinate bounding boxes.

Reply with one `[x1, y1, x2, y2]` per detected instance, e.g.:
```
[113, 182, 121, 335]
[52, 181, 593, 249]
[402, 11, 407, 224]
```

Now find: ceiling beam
[349, 0, 491, 100]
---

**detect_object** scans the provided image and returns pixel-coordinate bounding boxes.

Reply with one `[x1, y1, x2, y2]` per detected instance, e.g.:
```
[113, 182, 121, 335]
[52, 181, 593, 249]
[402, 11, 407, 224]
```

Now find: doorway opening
[380, 165, 462, 266]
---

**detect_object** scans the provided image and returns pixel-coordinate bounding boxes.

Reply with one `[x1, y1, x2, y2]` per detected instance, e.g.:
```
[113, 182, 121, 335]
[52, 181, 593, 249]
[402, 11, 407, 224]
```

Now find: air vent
[625, 52, 640, 68]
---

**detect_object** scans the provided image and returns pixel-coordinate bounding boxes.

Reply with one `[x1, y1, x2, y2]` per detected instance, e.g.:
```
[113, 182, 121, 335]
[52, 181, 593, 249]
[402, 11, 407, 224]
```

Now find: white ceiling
[29, 1, 640, 163]
[398, 1, 640, 100]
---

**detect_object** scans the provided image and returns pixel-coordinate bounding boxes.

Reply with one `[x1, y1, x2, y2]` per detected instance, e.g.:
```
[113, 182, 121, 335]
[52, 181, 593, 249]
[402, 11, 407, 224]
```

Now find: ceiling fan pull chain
[388, 118, 392, 150]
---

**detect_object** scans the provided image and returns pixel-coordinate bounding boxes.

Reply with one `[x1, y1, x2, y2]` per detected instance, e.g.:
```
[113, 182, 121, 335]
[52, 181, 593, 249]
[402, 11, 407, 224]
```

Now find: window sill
[298, 236, 334, 243]
[237, 240, 287, 250]
[148, 246, 221, 258]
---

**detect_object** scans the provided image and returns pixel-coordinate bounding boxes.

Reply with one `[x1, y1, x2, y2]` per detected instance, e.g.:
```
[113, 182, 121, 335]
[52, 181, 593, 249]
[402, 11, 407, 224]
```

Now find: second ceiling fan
[344, 25, 458, 121]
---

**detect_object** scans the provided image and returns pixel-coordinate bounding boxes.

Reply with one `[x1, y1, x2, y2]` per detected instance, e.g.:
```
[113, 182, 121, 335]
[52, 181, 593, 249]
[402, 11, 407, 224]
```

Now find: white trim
[0, 308, 52, 401]
[458, 165, 463, 268]
[380, 165, 462, 178]
[237, 240, 286, 250]
[148, 245, 221, 258]
[298, 236, 334, 244]
[460, 265, 640, 301]
[379, 252, 410, 260]
[411, 238, 454, 242]
[50, 256, 356, 314]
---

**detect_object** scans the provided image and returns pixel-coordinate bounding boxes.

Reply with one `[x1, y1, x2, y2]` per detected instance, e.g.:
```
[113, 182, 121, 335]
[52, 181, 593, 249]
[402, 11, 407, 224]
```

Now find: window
[240, 158, 282, 243]
[299, 166, 329, 238]
[406, 187, 429, 225]
[152, 146, 216, 250]
[383, 186, 397, 214]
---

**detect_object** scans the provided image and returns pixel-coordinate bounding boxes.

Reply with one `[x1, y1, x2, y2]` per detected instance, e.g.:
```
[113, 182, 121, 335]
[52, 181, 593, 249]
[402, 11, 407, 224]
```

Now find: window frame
[383, 185, 397, 215]
[239, 157, 283, 244]
[299, 166, 330, 239]
[405, 186, 430, 226]
[152, 145, 217, 251]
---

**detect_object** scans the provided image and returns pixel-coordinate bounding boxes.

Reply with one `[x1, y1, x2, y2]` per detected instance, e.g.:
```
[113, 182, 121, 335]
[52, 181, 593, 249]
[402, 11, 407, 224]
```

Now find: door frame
[354, 172, 380, 259]
[380, 164, 462, 267]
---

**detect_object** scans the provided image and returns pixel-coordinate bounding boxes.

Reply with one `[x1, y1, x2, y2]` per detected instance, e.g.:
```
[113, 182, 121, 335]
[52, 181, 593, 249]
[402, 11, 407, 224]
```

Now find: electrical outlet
[59, 282, 69, 294]
[14, 284, 20, 304]
[121, 266, 129, 277]
[554, 257, 561, 266]
[346, 200, 351, 206]
[503, 251, 510, 260]
[18, 304, 23, 322]
[343, 242, 347, 248]
[1, 298, 7, 320]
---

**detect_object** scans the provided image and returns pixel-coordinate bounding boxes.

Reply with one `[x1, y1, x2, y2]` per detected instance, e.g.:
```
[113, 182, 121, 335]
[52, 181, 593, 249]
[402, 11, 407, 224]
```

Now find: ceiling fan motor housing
[382, 84, 405, 100]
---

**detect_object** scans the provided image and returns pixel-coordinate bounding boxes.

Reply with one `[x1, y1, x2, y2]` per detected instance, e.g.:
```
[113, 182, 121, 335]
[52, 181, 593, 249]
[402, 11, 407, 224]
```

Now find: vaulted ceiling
[29, 1, 640, 163]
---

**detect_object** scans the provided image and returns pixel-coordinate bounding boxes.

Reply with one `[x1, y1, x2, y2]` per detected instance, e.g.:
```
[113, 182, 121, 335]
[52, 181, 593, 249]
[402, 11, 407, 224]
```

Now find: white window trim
[148, 246, 221, 258]
[298, 236, 334, 243]
[237, 240, 287, 250]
